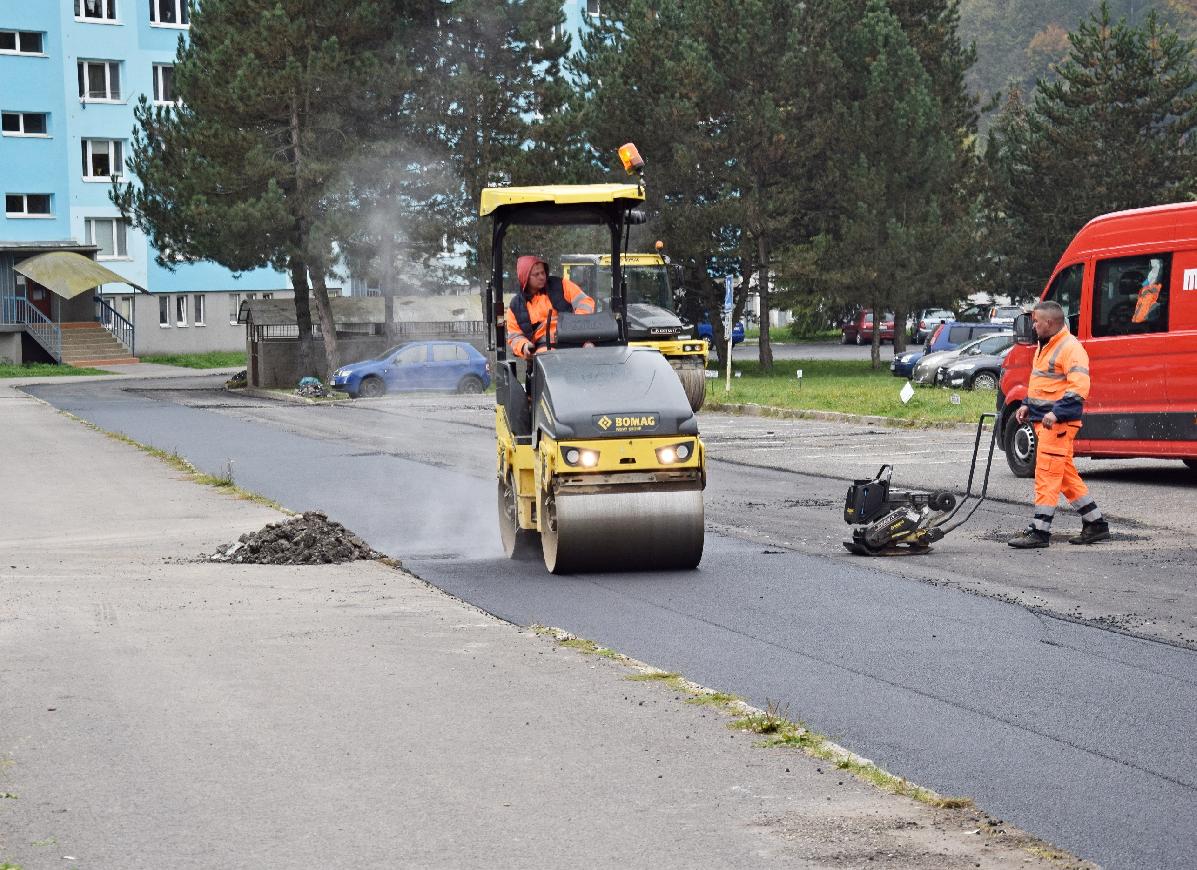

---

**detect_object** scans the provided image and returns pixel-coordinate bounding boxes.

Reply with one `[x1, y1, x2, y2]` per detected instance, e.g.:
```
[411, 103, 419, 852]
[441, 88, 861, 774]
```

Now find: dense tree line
[116, 0, 1197, 375]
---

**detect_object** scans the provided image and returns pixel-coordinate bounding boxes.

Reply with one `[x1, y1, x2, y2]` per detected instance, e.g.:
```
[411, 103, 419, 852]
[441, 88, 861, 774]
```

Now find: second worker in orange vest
[505, 255, 595, 359]
[1008, 300, 1111, 549]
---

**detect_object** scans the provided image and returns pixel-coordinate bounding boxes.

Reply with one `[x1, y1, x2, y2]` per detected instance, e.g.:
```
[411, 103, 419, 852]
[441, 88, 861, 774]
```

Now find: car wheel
[971, 371, 999, 391]
[359, 376, 385, 398]
[457, 374, 485, 394]
[855, 332, 864, 345]
[1004, 415, 1036, 478]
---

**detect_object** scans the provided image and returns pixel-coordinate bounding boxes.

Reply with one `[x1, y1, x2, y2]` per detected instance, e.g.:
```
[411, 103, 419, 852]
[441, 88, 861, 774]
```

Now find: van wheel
[1005, 417, 1036, 478]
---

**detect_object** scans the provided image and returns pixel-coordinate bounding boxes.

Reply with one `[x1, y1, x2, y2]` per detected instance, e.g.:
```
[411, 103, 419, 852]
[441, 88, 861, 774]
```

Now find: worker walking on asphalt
[1009, 301, 1111, 549]
[506, 255, 595, 359]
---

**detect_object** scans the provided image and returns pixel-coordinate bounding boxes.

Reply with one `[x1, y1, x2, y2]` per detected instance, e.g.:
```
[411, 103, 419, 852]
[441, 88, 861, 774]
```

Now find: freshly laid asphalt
[2, 376, 1068, 869]
[19, 373, 1197, 870]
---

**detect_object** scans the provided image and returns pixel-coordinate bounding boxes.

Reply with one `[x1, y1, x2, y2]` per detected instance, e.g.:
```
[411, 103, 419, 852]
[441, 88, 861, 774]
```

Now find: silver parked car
[911, 308, 954, 343]
[912, 331, 1013, 385]
[988, 305, 1025, 326]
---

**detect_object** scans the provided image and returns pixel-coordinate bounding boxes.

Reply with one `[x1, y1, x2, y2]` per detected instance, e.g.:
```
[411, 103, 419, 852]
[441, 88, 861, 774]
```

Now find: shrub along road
[24, 375, 1197, 870]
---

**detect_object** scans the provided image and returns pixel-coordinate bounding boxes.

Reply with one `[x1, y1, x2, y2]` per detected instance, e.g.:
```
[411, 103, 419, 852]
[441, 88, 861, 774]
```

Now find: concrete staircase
[60, 322, 139, 366]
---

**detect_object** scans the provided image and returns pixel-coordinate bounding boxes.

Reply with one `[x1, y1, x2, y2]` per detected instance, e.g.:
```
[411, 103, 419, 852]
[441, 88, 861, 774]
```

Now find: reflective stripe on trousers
[1033, 421, 1088, 508]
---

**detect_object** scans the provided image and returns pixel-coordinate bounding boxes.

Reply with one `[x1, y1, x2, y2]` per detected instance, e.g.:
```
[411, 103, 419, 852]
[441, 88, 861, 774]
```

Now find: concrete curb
[702, 401, 982, 431]
[240, 386, 352, 406]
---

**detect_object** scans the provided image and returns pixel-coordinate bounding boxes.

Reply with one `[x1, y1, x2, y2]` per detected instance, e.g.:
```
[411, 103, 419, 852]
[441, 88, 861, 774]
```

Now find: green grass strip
[0, 362, 114, 378]
[705, 358, 995, 424]
[138, 351, 246, 369]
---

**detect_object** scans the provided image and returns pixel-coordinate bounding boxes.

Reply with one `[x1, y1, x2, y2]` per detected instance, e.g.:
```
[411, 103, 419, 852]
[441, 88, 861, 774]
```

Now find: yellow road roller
[560, 250, 709, 411]
[484, 149, 706, 574]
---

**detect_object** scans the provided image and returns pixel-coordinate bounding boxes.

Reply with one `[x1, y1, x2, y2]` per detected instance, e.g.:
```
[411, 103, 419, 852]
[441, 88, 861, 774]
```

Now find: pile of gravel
[209, 511, 381, 565]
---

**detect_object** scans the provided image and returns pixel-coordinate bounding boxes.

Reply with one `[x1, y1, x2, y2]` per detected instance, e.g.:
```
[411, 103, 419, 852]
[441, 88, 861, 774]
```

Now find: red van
[998, 201, 1197, 476]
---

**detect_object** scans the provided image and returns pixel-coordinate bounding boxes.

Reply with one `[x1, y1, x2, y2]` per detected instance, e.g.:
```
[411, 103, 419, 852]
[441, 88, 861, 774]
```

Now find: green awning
[13, 251, 147, 299]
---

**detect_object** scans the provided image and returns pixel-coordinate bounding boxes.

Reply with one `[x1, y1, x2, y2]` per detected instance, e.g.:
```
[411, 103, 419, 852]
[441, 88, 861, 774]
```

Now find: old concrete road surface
[24, 375, 1197, 870]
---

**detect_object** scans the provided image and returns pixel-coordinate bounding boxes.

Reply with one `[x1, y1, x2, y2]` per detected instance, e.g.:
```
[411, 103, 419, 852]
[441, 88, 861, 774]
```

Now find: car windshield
[954, 336, 990, 355]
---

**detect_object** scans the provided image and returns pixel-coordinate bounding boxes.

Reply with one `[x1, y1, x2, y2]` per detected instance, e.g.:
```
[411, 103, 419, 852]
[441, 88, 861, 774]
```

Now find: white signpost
[724, 275, 734, 393]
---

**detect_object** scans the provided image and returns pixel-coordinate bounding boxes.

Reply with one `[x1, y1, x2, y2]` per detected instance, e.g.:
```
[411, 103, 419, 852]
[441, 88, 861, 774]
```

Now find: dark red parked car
[840, 310, 896, 345]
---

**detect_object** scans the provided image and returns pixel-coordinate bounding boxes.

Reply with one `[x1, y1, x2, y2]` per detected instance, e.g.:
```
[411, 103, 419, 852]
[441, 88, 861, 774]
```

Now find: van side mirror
[1013, 313, 1035, 345]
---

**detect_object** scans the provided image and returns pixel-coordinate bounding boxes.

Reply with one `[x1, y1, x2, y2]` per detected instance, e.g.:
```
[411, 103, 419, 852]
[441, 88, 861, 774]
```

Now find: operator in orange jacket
[1008, 300, 1111, 548]
[505, 255, 595, 359]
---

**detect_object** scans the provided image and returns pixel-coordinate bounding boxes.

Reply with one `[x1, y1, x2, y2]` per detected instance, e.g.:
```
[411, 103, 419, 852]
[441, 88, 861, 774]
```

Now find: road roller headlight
[562, 447, 601, 468]
[682, 343, 704, 352]
[655, 441, 694, 464]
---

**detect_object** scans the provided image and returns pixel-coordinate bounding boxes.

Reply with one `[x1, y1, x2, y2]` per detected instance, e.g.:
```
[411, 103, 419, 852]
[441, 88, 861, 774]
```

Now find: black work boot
[1069, 520, 1110, 545]
[1008, 528, 1050, 549]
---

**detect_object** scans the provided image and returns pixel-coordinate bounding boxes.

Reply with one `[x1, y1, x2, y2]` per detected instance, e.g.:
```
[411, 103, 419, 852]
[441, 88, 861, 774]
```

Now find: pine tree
[801, 0, 963, 368]
[571, 0, 844, 372]
[989, 2, 1197, 296]
[404, 0, 574, 285]
[114, 0, 424, 376]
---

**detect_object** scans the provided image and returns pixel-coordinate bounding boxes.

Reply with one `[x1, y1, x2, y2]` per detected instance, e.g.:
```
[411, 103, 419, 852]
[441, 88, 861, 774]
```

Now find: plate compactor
[485, 145, 706, 574]
[843, 414, 997, 556]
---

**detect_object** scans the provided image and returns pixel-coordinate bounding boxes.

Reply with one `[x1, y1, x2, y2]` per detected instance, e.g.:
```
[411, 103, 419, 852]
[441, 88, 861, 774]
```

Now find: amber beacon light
[618, 142, 645, 175]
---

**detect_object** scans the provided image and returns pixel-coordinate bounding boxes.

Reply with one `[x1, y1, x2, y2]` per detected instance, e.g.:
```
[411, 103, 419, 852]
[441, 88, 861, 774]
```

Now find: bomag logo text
[593, 413, 659, 432]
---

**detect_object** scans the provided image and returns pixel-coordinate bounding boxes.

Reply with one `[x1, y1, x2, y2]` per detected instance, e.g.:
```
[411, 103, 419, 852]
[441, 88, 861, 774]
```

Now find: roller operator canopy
[14, 251, 147, 298]
[480, 183, 645, 225]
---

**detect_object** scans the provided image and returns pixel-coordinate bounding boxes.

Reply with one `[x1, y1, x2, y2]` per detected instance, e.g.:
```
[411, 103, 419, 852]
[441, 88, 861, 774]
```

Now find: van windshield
[1045, 263, 1084, 333]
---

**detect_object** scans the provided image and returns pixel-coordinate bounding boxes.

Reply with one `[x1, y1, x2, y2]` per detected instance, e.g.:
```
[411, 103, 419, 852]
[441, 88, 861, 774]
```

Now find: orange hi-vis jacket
[1132, 282, 1162, 323]
[505, 279, 594, 358]
[1024, 328, 1090, 423]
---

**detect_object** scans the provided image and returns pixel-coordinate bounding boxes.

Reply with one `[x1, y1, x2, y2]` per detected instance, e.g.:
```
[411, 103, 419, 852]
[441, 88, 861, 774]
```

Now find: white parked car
[988, 305, 1025, 326]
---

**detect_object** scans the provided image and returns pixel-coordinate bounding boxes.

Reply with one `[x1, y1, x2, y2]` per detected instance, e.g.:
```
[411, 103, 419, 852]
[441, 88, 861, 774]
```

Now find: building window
[228, 292, 241, 324]
[82, 139, 123, 180]
[194, 294, 205, 325]
[75, 0, 117, 21]
[1, 112, 48, 136]
[78, 61, 121, 101]
[586, 0, 601, 15]
[0, 31, 45, 55]
[175, 294, 188, 326]
[152, 64, 175, 104]
[5, 193, 52, 217]
[85, 217, 129, 259]
[150, 0, 190, 26]
[159, 295, 170, 326]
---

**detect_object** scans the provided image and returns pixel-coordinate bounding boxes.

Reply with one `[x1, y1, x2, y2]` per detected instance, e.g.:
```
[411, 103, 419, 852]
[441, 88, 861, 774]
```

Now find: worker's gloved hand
[1042, 411, 1057, 429]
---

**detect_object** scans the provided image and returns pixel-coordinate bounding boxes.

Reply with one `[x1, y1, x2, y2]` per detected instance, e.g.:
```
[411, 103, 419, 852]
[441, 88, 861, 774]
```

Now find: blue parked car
[696, 318, 745, 346]
[890, 320, 1009, 377]
[331, 341, 491, 398]
[891, 348, 923, 378]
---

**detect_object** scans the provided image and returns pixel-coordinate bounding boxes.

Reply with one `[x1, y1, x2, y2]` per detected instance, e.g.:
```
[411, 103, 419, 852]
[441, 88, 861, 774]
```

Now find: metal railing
[95, 296, 135, 356]
[1, 293, 19, 324]
[11, 298, 61, 362]
[393, 320, 486, 336]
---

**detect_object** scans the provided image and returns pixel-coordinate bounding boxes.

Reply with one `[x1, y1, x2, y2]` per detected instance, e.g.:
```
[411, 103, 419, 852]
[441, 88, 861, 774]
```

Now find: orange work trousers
[1034, 420, 1088, 508]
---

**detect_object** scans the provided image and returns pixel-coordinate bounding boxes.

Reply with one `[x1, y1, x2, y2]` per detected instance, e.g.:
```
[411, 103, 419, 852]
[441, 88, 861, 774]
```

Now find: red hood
[516, 255, 548, 293]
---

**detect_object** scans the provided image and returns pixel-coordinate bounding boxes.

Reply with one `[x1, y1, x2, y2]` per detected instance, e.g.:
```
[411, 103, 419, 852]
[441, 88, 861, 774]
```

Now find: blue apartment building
[0, 0, 292, 365]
